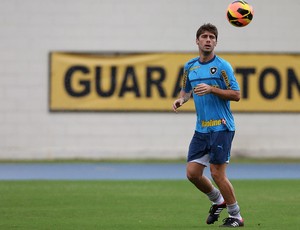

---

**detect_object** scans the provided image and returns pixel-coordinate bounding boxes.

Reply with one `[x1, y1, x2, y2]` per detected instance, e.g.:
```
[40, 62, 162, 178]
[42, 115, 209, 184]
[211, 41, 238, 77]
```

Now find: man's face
[196, 31, 217, 53]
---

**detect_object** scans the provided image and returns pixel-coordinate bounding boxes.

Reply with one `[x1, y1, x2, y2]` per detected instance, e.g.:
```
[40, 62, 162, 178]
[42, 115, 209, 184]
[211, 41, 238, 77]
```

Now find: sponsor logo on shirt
[201, 118, 227, 127]
[190, 66, 200, 71]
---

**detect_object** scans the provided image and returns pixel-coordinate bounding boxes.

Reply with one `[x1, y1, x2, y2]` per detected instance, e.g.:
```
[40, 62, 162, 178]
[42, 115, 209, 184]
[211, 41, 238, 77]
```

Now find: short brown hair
[196, 23, 218, 41]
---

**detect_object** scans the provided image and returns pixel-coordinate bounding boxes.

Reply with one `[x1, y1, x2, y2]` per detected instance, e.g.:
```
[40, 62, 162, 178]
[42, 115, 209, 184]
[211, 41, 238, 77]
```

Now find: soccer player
[172, 23, 244, 227]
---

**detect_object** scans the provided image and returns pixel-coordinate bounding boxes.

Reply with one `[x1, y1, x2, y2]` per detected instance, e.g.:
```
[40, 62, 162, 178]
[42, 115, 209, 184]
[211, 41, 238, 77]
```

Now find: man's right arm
[172, 90, 192, 112]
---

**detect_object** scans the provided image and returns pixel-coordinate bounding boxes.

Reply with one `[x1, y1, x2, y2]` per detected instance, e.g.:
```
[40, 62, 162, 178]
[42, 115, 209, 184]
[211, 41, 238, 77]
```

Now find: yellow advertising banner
[50, 52, 300, 112]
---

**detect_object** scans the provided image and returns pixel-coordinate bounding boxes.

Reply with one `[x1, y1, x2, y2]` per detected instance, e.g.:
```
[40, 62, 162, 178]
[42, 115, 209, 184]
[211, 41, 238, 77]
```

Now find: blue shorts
[187, 130, 235, 165]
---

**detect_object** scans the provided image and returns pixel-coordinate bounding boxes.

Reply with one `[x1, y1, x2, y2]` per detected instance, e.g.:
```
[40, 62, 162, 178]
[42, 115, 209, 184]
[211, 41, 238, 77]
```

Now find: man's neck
[199, 52, 215, 63]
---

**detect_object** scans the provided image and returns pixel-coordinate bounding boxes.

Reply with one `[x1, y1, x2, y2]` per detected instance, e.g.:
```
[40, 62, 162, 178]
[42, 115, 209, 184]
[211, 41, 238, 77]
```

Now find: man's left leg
[210, 163, 244, 227]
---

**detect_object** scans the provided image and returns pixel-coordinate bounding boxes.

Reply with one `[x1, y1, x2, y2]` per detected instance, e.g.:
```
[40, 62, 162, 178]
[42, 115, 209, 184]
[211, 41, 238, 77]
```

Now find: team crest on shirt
[210, 67, 217, 75]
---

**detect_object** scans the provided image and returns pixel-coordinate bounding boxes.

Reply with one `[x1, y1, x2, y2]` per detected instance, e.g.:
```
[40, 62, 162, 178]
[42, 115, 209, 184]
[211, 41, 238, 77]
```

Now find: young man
[172, 23, 244, 227]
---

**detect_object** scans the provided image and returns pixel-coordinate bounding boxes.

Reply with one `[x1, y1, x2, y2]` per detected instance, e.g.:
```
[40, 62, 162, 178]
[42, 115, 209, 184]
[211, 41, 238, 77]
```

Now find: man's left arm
[193, 84, 240, 101]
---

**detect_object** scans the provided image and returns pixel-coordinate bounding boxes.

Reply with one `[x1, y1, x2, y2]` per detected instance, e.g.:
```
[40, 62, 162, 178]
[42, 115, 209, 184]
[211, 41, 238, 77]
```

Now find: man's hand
[193, 83, 212, 96]
[172, 98, 185, 113]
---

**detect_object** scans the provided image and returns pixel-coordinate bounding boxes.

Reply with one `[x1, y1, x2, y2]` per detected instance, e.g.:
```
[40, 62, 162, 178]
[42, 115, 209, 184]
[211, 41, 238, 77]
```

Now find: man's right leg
[186, 162, 226, 224]
[186, 162, 212, 193]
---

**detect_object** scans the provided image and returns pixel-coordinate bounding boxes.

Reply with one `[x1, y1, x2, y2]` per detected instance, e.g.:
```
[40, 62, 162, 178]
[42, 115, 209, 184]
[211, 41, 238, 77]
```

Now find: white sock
[227, 202, 242, 220]
[206, 187, 225, 205]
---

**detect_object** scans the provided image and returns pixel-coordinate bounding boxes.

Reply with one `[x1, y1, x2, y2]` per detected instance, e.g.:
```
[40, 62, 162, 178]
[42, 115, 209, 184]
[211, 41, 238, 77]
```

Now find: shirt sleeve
[181, 63, 192, 93]
[221, 61, 240, 91]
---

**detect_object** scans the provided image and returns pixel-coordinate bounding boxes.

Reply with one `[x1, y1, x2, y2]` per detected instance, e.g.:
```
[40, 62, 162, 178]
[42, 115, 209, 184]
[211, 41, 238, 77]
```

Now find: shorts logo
[210, 67, 217, 75]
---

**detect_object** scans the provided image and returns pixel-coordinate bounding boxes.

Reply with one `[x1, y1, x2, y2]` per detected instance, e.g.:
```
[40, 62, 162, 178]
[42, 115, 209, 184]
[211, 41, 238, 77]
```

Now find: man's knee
[210, 164, 227, 182]
[211, 171, 223, 183]
[186, 163, 205, 182]
[186, 170, 198, 182]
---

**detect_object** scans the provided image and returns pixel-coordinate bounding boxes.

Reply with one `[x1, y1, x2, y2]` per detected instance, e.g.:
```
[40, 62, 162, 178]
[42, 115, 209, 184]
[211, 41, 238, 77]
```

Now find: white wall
[1, 0, 300, 160]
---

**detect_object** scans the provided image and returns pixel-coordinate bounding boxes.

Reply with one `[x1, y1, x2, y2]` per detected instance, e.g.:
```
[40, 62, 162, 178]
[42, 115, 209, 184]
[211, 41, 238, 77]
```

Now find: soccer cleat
[219, 217, 244, 227]
[206, 202, 227, 224]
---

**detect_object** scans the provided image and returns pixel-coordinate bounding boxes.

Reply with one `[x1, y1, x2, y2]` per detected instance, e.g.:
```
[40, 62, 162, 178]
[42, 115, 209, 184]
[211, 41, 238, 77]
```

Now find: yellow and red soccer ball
[227, 0, 254, 27]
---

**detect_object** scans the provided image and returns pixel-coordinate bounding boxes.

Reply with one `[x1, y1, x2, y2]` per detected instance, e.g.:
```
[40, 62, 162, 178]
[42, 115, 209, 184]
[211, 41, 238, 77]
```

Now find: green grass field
[0, 180, 299, 229]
